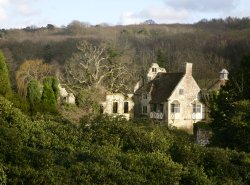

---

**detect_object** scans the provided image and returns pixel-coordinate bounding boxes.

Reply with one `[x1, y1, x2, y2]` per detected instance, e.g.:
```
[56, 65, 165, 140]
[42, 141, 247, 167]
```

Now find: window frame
[192, 103, 201, 113]
[179, 89, 184, 95]
[152, 68, 157, 72]
[171, 101, 180, 113]
[113, 102, 118, 114]
[124, 102, 129, 113]
[150, 103, 157, 112]
[142, 105, 147, 114]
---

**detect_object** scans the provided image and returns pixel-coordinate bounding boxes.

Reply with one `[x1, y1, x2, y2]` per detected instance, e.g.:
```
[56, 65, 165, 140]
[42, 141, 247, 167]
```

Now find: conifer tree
[210, 55, 250, 152]
[27, 80, 42, 114]
[0, 50, 12, 96]
[41, 77, 58, 113]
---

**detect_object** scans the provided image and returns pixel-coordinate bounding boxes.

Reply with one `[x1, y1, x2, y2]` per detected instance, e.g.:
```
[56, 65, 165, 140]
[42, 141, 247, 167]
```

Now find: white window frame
[171, 101, 180, 113]
[192, 103, 201, 113]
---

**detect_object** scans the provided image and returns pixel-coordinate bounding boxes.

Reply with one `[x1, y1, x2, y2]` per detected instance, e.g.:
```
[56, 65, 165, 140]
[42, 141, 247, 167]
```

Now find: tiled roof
[135, 72, 184, 103]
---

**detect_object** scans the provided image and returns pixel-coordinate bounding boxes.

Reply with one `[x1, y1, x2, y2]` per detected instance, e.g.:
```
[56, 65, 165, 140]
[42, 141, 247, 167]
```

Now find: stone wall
[102, 93, 134, 120]
[167, 68, 204, 130]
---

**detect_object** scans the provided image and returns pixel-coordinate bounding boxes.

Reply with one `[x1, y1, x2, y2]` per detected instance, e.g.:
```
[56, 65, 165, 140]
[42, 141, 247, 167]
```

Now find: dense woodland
[0, 17, 250, 184]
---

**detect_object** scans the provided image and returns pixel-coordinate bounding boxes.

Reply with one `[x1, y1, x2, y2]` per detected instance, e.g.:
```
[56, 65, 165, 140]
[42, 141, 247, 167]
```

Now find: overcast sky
[0, 0, 250, 28]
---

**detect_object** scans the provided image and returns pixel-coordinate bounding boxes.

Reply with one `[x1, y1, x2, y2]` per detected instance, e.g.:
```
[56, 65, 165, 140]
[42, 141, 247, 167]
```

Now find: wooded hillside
[1, 17, 250, 90]
[0, 17, 250, 184]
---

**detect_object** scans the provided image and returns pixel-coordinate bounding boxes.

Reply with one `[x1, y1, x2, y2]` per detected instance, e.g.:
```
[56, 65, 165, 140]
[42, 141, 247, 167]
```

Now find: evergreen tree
[210, 55, 250, 152]
[27, 80, 42, 114]
[0, 49, 12, 96]
[40, 77, 58, 113]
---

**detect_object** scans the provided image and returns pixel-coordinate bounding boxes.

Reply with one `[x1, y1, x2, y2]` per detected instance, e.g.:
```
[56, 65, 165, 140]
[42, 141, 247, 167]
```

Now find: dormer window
[219, 69, 229, 80]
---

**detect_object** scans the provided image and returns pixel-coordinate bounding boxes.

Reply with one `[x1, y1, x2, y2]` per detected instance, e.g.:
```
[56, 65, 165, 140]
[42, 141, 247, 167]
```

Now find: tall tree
[40, 77, 59, 113]
[27, 80, 42, 114]
[64, 41, 129, 93]
[16, 59, 52, 97]
[0, 49, 12, 96]
[210, 55, 250, 152]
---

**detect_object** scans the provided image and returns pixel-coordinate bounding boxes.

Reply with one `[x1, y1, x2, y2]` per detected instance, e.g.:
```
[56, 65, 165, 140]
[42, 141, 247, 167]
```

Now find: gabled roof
[135, 72, 184, 103]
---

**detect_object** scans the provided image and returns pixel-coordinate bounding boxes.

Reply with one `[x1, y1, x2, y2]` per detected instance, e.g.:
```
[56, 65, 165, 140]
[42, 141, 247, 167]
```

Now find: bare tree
[63, 41, 129, 93]
[16, 59, 52, 97]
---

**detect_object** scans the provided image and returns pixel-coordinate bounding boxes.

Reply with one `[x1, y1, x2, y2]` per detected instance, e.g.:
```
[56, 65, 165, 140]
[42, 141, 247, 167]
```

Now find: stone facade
[166, 65, 204, 129]
[134, 63, 205, 130]
[101, 93, 134, 120]
[58, 84, 75, 104]
[147, 63, 166, 81]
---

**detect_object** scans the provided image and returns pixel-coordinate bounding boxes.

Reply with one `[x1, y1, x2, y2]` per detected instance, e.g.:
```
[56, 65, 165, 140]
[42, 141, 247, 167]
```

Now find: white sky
[0, 0, 250, 28]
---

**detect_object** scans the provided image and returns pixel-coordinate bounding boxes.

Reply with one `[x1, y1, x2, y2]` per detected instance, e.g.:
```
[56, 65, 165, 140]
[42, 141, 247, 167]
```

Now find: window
[192, 104, 201, 113]
[171, 101, 180, 113]
[159, 104, 164, 112]
[142, 106, 147, 113]
[124, 102, 129, 113]
[113, 102, 118, 113]
[150, 104, 157, 112]
[152, 68, 157, 72]
[142, 93, 147, 99]
[179, 89, 184, 95]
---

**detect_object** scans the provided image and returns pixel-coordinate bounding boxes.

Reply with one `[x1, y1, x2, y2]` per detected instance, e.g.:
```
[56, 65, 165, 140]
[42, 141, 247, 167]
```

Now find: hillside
[1, 17, 250, 90]
[0, 17, 250, 184]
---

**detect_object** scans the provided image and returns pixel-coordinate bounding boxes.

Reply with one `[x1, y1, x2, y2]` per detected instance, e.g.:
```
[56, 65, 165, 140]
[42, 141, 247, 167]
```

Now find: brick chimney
[185, 63, 192, 76]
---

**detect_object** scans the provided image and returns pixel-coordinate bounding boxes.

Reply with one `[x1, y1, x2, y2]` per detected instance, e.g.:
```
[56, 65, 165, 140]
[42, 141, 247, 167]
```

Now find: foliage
[0, 95, 249, 184]
[40, 77, 59, 113]
[16, 59, 52, 97]
[0, 162, 7, 185]
[5, 93, 30, 113]
[27, 80, 42, 114]
[209, 55, 250, 152]
[193, 121, 212, 138]
[0, 49, 12, 96]
[1, 20, 250, 183]
[76, 88, 104, 114]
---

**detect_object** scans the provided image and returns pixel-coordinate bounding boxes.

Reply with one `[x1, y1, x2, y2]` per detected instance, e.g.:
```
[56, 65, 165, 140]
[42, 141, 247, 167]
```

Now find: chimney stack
[185, 63, 192, 76]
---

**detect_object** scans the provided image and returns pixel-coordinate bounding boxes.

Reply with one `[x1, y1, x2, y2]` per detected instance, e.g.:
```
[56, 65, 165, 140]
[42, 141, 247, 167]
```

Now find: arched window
[171, 100, 180, 113]
[192, 101, 201, 113]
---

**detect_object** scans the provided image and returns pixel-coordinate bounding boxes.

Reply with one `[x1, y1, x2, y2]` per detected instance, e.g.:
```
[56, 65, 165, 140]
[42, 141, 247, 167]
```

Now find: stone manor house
[57, 62, 228, 130]
[100, 62, 229, 130]
[134, 63, 204, 130]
